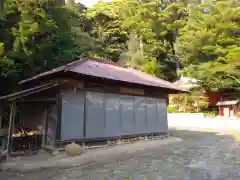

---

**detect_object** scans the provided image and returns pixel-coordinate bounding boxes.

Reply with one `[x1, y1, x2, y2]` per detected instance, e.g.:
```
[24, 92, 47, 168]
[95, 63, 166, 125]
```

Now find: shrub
[204, 111, 217, 117]
[167, 106, 178, 113]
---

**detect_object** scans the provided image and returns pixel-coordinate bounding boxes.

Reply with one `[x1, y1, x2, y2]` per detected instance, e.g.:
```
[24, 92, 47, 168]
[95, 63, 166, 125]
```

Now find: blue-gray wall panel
[134, 96, 147, 134]
[120, 95, 134, 136]
[157, 99, 168, 132]
[61, 89, 85, 140]
[104, 93, 121, 137]
[61, 88, 168, 141]
[85, 92, 105, 138]
[146, 97, 158, 133]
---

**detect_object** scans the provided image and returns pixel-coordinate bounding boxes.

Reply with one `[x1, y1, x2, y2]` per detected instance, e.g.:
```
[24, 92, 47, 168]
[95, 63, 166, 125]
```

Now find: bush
[204, 111, 217, 117]
[167, 106, 178, 113]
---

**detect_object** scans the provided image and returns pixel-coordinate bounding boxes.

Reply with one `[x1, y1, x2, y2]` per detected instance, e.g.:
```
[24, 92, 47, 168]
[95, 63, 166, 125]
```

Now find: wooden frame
[7, 102, 16, 156]
[56, 132, 167, 145]
[62, 78, 168, 99]
[16, 98, 56, 103]
[0, 103, 6, 150]
[120, 87, 144, 95]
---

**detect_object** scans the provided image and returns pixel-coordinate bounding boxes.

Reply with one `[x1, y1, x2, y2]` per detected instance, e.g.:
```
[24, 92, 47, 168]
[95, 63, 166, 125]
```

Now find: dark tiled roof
[20, 58, 186, 92]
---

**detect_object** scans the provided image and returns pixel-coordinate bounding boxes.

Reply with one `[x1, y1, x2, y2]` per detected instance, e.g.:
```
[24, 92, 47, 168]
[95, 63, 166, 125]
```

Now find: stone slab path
[1, 130, 240, 180]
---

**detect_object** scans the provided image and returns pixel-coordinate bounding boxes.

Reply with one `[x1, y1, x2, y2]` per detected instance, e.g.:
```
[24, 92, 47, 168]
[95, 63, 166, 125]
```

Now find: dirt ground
[1, 130, 240, 180]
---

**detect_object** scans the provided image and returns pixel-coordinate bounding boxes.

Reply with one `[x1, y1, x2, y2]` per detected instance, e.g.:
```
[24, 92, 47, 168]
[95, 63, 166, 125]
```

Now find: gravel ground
[1, 130, 240, 180]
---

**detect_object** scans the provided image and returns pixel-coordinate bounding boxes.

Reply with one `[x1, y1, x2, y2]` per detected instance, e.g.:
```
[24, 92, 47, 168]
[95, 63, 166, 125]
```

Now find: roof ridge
[64, 58, 88, 70]
[87, 57, 128, 68]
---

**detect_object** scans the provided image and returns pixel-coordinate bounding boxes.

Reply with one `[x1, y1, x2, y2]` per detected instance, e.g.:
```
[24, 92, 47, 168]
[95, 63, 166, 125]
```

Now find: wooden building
[0, 58, 185, 154]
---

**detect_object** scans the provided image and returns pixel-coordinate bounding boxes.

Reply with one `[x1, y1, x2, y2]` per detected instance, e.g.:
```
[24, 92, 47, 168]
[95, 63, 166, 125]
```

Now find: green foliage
[176, 0, 240, 91]
[167, 105, 178, 113]
[84, 0, 128, 60]
[0, 0, 96, 94]
[119, 34, 163, 77]
[203, 111, 217, 117]
[0, 0, 239, 97]
[169, 88, 209, 112]
[85, 0, 188, 81]
[119, 34, 145, 68]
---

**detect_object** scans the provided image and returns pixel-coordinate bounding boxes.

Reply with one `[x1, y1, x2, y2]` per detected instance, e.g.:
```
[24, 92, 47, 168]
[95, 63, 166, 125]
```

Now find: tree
[120, 0, 188, 80]
[85, 0, 188, 80]
[169, 87, 209, 112]
[1, 0, 238, 99]
[176, 0, 240, 91]
[84, 0, 128, 60]
[0, 0, 96, 95]
[119, 33, 162, 76]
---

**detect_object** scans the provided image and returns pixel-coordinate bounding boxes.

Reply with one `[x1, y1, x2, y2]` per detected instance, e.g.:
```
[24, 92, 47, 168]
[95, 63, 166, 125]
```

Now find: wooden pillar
[7, 102, 16, 156]
[0, 102, 4, 150]
[42, 107, 49, 148]
[55, 93, 62, 145]
[0, 102, 2, 129]
[83, 91, 87, 138]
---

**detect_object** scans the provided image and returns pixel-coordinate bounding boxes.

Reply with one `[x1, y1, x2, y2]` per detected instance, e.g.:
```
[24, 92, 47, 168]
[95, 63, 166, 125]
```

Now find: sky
[76, 0, 111, 7]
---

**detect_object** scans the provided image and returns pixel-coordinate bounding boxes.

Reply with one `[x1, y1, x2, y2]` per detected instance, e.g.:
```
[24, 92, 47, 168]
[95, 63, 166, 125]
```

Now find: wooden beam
[16, 98, 56, 103]
[120, 87, 144, 95]
[7, 102, 16, 156]
[4, 81, 67, 102]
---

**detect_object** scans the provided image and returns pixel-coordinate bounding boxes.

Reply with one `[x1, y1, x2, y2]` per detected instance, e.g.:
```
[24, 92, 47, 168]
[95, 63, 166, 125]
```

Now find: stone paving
[1, 130, 240, 180]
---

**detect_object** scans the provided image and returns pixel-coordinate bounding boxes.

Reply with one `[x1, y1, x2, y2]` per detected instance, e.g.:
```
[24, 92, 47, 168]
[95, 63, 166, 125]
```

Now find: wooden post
[83, 91, 87, 138]
[56, 93, 62, 144]
[42, 107, 49, 148]
[0, 102, 2, 129]
[0, 103, 3, 150]
[7, 102, 16, 156]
